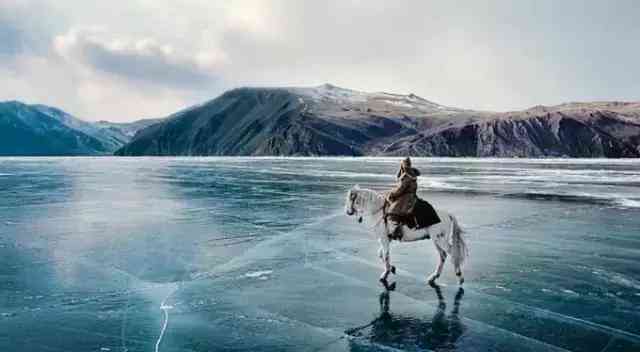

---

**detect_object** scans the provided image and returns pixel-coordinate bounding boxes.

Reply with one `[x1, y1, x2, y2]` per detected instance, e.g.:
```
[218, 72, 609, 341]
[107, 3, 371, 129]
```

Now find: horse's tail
[449, 214, 468, 269]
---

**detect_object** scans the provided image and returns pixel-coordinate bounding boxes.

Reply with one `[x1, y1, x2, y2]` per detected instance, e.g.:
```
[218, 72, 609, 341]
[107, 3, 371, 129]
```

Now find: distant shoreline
[1, 155, 639, 162]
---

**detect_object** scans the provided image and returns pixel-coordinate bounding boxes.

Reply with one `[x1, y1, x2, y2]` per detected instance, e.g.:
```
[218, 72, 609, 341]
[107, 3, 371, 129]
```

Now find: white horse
[344, 185, 468, 285]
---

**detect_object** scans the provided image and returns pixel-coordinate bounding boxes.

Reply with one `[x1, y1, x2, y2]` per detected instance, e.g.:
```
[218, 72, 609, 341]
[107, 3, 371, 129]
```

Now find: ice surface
[0, 157, 639, 351]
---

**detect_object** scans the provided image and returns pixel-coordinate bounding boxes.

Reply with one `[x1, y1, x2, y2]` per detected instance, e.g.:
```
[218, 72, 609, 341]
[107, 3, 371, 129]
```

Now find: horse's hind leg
[454, 264, 464, 285]
[427, 245, 447, 284]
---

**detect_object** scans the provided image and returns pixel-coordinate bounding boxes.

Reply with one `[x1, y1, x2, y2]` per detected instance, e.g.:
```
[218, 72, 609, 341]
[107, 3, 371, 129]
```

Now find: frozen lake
[1, 157, 639, 351]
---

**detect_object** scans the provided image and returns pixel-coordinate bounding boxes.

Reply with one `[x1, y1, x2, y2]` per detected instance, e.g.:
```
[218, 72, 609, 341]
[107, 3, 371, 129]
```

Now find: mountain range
[2, 84, 640, 157]
[116, 84, 640, 157]
[0, 101, 159, 156]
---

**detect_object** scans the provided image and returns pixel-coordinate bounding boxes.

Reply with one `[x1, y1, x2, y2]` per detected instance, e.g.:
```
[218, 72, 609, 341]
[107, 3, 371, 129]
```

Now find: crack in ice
[155, 291, 175, 352]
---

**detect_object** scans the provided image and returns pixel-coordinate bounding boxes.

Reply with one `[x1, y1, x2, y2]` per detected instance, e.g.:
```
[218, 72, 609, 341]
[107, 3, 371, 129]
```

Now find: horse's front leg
[378, 237, 392, 282]
[427, 246, 447, 284]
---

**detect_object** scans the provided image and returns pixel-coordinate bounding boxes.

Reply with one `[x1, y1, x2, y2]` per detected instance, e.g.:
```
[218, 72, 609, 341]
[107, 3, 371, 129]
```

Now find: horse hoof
[390, 266, 396, 275]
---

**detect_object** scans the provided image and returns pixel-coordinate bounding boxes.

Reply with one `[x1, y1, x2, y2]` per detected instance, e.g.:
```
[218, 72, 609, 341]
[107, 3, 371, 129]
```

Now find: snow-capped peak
[287, 84, 456, 113]
[288, 84, 369, 103]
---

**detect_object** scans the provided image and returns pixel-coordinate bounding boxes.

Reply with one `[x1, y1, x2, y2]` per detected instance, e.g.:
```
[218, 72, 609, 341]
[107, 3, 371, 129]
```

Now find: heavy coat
[387, 166, 420, 215]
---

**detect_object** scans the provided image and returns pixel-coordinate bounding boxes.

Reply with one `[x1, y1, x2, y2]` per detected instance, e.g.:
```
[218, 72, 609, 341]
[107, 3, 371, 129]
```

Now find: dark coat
[387, 166, 420, 215]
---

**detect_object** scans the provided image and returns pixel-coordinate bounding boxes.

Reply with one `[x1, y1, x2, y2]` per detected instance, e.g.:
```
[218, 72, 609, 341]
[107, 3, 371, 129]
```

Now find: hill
[116, 85, 640, 157]
[0, 101, 159, 156]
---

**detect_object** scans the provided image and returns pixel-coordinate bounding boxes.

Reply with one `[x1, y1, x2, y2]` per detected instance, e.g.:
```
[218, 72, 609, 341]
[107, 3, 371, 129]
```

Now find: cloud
[212, 0, 640, 111]
[0, 17, 25, 56]
[54, 27, 226, 90]
[0, 1, 57, 58]
[1, 0, 640, 122]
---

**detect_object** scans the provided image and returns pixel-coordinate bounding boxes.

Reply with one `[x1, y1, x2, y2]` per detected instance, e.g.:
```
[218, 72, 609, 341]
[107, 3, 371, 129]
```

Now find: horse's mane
[355, 187, 386, 213]
[357, 187, 385, 199]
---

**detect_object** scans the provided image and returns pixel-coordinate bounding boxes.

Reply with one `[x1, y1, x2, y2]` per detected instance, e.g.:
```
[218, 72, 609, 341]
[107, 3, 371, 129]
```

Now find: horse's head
[345, 185, 364, 223]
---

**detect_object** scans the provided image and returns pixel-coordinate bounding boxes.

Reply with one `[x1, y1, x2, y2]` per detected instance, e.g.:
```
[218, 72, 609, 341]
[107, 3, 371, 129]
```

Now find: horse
[344, 185, 468, 285]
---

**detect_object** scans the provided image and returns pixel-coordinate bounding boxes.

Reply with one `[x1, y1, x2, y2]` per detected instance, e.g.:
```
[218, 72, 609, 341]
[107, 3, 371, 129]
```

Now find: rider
[386, 157, 421, 235]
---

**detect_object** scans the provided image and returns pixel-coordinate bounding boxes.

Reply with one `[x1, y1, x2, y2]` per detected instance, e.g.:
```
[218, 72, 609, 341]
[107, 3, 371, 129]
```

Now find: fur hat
[401, 157, 412, 169]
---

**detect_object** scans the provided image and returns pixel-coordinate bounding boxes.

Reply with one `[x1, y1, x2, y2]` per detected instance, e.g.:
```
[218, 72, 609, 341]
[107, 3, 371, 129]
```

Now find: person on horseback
[385, 157, 421, 238]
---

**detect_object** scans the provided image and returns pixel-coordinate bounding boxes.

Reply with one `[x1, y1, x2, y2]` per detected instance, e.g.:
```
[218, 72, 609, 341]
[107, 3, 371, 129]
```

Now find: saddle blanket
[388, 197, 441, 230]
[414, 197, 441, 229]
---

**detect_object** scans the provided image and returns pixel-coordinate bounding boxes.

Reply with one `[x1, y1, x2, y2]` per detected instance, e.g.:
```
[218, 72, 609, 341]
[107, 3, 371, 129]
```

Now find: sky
[1, 0, 639, 122]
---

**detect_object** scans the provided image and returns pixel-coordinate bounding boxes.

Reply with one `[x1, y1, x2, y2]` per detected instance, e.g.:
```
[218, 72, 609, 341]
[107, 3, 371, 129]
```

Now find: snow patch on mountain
[287, 84, 459, 114]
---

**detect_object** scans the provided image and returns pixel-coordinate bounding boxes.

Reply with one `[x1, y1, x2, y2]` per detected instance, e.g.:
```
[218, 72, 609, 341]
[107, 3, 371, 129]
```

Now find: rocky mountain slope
[94, 119, 163, 146]
[116, 85, 640, 157]
[0, 101, 158, 156]
[116, 84, 488, 156]
[386, 105, 640, 157]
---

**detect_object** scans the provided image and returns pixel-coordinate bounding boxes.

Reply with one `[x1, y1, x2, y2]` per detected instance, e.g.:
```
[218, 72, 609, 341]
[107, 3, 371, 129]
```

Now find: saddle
[385, 197, 441, 231]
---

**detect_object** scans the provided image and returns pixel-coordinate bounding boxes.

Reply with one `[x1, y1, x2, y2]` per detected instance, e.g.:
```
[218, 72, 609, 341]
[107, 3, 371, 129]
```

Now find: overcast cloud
[1, 0, 639, 121]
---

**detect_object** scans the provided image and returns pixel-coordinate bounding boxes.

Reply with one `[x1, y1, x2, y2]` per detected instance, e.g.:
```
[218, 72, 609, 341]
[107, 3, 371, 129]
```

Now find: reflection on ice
[347, 283, 465, 351]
